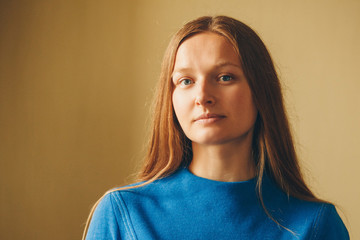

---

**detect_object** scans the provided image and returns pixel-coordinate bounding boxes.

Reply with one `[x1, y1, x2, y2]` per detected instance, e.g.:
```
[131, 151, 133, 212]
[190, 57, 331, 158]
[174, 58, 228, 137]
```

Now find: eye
[179, 78, 193, 86]
[219, 75, 233, 82]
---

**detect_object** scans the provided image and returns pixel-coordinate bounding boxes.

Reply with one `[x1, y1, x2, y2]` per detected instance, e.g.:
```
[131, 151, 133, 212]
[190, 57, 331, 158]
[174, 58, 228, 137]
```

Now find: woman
[83, 16, 349, 239]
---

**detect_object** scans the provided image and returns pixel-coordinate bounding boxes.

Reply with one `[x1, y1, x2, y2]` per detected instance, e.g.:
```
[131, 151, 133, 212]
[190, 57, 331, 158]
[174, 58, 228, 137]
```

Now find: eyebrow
[215, 61, 242, 69]
[172, 61, 242, 76]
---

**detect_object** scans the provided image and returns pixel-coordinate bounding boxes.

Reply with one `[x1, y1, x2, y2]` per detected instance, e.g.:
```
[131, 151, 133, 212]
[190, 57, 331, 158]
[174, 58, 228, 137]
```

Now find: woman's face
[172, 32, 258, 146]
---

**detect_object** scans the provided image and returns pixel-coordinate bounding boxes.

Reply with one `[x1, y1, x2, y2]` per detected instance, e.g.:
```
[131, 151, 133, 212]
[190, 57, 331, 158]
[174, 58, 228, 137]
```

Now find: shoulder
[86, 191, 138, 240]
[85, 172, 183, 240]
[309, 203, 349, 240]
[262, 178, 349, 239]
[275, 199, 349, 240]
[86, 193, 119, 240]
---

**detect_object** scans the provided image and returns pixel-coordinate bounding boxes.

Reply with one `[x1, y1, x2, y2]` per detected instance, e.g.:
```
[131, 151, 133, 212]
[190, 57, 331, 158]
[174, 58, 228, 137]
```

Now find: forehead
[174, 32, 241, 70]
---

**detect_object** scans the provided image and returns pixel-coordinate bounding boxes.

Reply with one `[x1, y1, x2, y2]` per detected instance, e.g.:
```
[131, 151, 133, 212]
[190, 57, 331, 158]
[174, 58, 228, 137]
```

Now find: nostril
[195, 96, 215, 106]
[195, 97, 202, 105]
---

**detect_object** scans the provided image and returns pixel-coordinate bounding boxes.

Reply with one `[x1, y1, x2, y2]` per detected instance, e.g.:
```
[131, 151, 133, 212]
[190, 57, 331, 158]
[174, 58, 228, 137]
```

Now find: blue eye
[180, 79, 193, 86]
[219, 75, 233, 82]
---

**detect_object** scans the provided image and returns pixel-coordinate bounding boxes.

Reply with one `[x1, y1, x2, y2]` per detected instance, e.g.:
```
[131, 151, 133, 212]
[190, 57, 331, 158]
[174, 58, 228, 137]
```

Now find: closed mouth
[194, 113, 226, 122]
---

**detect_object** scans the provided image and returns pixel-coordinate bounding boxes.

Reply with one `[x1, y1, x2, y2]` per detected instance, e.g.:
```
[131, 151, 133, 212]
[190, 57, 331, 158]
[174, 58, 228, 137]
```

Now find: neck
[189, 135, 255, 182]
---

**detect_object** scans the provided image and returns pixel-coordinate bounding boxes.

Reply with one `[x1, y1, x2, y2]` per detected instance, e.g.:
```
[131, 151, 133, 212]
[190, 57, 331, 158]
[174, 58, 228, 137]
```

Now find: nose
[195, 80, 216, 106]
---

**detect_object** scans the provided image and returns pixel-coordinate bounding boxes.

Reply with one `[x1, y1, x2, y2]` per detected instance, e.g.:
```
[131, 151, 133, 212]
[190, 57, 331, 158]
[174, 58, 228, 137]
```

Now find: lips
[194, 113, 226, 122]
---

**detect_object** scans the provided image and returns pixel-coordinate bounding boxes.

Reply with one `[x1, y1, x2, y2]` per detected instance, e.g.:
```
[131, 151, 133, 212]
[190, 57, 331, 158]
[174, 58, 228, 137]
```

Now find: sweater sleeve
[311, 204, 349, 240]
[85, 193, 121, 240]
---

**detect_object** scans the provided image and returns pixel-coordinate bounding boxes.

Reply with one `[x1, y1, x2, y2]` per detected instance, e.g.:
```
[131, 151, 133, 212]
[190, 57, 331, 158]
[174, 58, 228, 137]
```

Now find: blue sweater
[86, 168, 349, 239]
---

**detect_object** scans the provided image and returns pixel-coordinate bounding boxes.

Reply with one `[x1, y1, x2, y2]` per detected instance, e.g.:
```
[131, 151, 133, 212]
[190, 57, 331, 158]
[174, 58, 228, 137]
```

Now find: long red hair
[83, 15, 324, 239]
[140, 15, 320, 201]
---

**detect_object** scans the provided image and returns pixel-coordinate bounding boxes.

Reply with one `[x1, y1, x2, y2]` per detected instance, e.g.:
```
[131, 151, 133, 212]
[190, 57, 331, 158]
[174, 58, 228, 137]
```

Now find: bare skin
[190, 132, 255, 182]
[172, 32, 258, 182]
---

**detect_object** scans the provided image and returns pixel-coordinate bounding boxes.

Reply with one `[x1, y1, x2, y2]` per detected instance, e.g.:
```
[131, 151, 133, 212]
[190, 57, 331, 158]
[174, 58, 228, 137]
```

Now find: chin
[190, 136, 228, 146]
[190, 131, 253, 146]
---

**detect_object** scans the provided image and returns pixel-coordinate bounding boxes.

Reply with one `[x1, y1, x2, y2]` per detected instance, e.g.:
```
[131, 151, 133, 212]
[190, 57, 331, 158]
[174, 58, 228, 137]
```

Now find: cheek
[229, 89, 257, 121]
[172, 91, 191, 124]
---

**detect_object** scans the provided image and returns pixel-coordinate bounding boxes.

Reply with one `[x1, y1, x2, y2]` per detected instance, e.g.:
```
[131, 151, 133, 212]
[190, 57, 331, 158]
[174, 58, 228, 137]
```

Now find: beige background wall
[0, 0, 359, 239]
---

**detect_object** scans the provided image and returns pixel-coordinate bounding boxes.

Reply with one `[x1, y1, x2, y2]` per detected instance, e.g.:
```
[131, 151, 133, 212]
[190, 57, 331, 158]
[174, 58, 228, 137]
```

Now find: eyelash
[178, 78, 193, 86]
[218, 75, 234, 82]
[176, 74, 235, 87]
